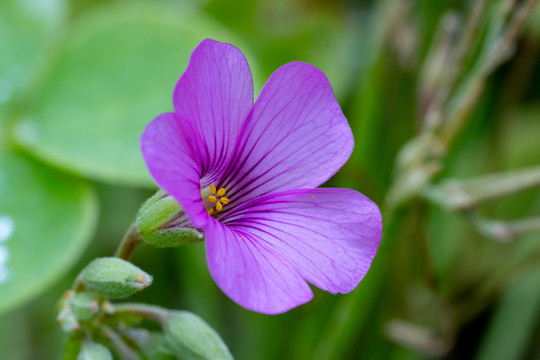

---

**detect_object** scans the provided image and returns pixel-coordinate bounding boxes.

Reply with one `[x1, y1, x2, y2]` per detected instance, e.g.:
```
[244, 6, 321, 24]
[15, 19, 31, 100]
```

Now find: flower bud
[137, 190, 204, 247]
[77, 343, 113, 360]
[140, 333, 177, 360]
[163, 311, 232, 360]
[71, 292, 101, 322]
[81, 257, 152, 299]
[57, 290, 81, 333]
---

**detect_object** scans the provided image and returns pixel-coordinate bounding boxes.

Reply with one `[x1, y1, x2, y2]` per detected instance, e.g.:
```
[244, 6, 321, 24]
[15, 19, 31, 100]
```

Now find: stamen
[204, 184, 230, 214]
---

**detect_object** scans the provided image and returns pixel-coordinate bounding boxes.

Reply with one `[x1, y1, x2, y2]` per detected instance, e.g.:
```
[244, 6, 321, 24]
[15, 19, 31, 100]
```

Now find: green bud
[81, 258, 152, 299]
[77, 343, 113, 360]
[140, 333, 177, 360]
[163, 311, 233, 360]
[71, 292, 101, 322]
[57, 290, 81, 333]
[137, 189, 204, 248]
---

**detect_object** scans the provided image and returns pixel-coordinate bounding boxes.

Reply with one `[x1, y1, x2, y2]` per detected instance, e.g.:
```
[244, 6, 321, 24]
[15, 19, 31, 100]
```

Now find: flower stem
[115, 223, 143, 261]
[100, 325, 139, 360]
[111, 303, 171, 323]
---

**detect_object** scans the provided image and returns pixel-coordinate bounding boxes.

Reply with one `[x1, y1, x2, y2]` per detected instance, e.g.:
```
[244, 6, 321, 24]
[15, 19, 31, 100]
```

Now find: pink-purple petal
[173, 39, 254, 183]
[219, 188, 381, 297]
[219, 62, 353, 206]
[204, 218, 313, 314]
[140, 112, 208, 227]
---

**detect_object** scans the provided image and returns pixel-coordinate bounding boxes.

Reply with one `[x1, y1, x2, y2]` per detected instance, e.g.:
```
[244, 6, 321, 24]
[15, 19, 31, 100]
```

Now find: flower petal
[206, 188, 381, 314]
[140, 112, 208, 227]
[220, 62, 353, 206]
[173, 39, 254, 183]
[204, 218, 313, 314]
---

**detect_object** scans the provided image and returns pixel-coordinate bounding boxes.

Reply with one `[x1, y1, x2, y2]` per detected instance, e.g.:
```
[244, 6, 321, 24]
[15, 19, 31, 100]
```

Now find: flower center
[203, 184, 230, 215]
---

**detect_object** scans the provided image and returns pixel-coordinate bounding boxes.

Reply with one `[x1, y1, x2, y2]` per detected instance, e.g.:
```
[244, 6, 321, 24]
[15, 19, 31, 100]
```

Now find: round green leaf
[0, 147, 97, 314]
[0, 0, 66, 106]
[17, 3, 259, 186]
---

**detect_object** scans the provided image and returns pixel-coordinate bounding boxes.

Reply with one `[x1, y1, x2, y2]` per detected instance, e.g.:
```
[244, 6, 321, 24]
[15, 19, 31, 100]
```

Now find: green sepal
[77, 343, 113, 360]
[81, 258, 152, 299]
[163, 311, 233, 360]
[137, 189, 182, 233]
[141, 228, 204, 248]
[137, 189, 204, 248]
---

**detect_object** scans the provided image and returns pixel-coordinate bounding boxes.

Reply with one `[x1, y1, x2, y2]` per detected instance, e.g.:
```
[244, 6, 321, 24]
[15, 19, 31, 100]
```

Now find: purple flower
[141, 39, 382, 314]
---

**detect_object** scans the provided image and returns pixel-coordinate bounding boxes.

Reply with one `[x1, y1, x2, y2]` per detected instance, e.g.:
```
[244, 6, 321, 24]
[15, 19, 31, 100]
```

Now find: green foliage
[476, 267, 540, 360]
[0, 148, 97, 315]
[16, 2, 256, 186]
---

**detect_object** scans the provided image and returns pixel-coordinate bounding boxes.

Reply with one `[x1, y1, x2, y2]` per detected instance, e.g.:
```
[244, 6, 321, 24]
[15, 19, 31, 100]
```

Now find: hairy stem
[111, 303, 171, 323]
[115, 224, 143, 261]
[100, 325, 139, 360]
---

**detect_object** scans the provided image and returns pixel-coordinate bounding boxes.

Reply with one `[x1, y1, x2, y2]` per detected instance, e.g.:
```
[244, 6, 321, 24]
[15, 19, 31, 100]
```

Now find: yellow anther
[217, 188, 226, 197]
[209, 185, 217, 194]
[215, 202, 223, 211]
[208, 195, 217, 203]
[220, 197, 230, 205]
[207, 208, 214, 215]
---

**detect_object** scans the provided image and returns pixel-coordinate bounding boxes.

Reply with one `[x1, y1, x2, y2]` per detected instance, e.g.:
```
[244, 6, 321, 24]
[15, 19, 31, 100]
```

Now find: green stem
[111, 303, 171, 323]
[100, 325, 139, 360]
[115, 224, 143, 261]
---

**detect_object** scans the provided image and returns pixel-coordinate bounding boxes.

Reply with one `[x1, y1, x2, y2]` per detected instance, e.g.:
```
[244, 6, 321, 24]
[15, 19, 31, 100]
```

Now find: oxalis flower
[141, 39, 382, 314]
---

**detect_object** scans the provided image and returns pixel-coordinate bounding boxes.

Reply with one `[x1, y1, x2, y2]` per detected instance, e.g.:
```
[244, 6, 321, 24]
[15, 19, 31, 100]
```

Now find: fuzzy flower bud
[71, 292, 101, 322]
[77, 343, 113, 360]
[163, 311, 233, 360]
[81, 257, 152, 299]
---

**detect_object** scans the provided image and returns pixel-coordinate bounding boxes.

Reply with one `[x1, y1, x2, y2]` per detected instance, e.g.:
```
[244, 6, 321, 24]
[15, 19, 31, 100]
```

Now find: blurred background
[1, 0, 540, 359]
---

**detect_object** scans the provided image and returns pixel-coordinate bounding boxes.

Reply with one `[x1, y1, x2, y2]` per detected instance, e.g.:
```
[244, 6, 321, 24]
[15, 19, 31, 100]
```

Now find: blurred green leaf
[0, 147, 97, 315]
[476, 266, 540, 360]
[0, 0, 66, 106]
[16, 2, 258, 186]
